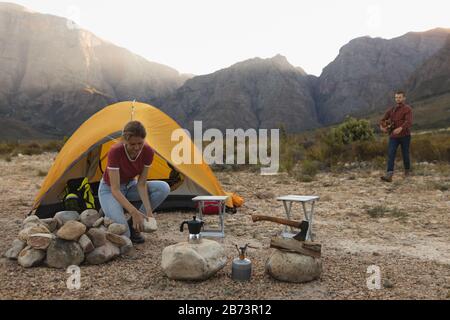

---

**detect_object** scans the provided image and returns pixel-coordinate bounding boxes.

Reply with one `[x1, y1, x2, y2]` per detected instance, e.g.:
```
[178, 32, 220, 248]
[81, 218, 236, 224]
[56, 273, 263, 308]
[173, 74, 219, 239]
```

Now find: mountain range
[1, 2, 449, 139]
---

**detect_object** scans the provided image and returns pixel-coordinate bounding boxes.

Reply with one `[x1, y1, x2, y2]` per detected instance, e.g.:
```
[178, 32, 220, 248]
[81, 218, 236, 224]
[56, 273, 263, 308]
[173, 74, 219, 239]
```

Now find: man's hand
[393, 127, 403, 135]
[379, 125, 388, 133]
[131, 209, 145, 232]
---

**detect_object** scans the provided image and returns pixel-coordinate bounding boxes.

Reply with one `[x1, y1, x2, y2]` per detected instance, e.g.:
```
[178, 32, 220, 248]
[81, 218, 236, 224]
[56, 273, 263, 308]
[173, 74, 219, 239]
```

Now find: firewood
[270, 237, 321, 258]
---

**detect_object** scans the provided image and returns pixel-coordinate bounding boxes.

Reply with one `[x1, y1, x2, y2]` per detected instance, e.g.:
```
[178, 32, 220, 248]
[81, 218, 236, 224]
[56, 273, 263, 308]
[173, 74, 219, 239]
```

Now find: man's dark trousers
[387, 135, 411, 174]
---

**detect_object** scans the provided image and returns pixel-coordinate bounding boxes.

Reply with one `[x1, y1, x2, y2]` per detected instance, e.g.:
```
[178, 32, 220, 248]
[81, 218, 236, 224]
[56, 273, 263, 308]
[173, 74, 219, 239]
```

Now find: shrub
[301, 159, 321, 177]
[365, 205, 389, 218]
[328, 117, 375, 146]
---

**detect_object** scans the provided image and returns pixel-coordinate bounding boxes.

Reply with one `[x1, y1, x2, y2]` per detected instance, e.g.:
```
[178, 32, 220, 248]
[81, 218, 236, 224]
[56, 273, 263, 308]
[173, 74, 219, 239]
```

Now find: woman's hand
[146, 209, 154, 219]
[131, 209, 145, 232]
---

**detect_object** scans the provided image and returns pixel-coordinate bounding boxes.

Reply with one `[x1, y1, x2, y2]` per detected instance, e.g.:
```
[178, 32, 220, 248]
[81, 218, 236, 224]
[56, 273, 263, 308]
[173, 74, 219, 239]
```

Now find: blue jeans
[387, 135, 411, 174]
[98, 179, 170, 238]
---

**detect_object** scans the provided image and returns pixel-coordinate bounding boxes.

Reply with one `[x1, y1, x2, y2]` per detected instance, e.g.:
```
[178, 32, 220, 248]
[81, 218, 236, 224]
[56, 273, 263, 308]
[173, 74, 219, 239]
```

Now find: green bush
[304, 117, 376, 167]
[327, 117, 375, 146]
[301, 159, 321, 177]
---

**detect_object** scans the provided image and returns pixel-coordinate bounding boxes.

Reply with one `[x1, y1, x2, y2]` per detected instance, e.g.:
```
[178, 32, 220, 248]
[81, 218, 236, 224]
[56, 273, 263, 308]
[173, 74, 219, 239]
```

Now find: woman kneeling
[98, 121, 170, 243]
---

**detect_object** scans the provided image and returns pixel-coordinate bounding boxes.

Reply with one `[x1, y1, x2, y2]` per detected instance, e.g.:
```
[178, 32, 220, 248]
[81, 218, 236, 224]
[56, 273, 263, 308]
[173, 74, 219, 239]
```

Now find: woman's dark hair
[122, 121, 146, 141]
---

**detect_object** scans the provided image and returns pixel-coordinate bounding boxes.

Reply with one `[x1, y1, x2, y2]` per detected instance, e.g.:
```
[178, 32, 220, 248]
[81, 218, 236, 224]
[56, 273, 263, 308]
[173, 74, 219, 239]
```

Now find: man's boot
[380, 172, 393, 182]
[127, 218, 145, 244]
[404, 169, 411, 178]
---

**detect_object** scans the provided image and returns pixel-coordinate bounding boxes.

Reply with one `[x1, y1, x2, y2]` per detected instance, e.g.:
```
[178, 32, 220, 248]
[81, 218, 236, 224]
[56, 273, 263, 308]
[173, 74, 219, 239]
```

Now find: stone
[98, 208, 105, 217]
[383, 279, 395, 288]
[80, 209, 101, 228]
[22, 222, 42, 229]
[3, 239, 26, 260]
[54, 211, 80, 226]
[27, 233, 55, 250]
[119, 236, 133, 255]
[105, 232, 128, 247]
[56, 220, 86, 241]
[143, 218, 157, 233]
[40, 218, 58, 232]
[86, 228, 107, 247]
[18, 224, 50, 242]
[103, 217, 114, 227]
[93, 217, 104, 228]
[108, 223, 127, 235]
[18, 246, 46, 268]
[161, 239, 227, 281]
[22, 215, 40, 227]
[85, 241, 120, 265]
[265, 250, 322, 283]
[46, 239, 84, 269]
[78, 234, 95, 253]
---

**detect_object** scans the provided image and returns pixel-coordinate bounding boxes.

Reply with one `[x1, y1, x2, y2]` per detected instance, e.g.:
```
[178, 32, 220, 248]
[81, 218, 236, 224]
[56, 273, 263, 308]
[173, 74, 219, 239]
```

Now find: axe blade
[292, 220, 309, 241]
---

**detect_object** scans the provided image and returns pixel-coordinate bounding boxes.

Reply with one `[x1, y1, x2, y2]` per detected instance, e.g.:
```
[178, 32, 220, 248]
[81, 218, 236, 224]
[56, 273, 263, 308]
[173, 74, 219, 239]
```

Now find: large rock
[80, 209, 101, 228]
[18, 246, 45, 268]
[161, 239, 226, 281]
[265, 250, 322, 283]
[143, 218, 157, 233]
[40, 218, 58, 232]
[86, 228, 107, 248]
[92, 217, 104, 228]
[27, 233, 55, 250]
[119, 236, 133, 255]
[18, 224, 50, 242]
[105, 232, 128, 247]
[46, 239, 84, 269]
[85, 241, 120, 265]
[3, 239, 26, 260]
[78, 234, 95, 253]
[56, 220, 86, 241]
[22, 215, 40, 227]
[103, 218, 114, 227]
[54, 211, 80, 226]
[108, 223, 127, 235]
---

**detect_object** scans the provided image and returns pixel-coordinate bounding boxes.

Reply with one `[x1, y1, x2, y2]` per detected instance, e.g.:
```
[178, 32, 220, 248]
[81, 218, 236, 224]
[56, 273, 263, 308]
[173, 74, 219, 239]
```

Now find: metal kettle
[180, 216, 204, 235]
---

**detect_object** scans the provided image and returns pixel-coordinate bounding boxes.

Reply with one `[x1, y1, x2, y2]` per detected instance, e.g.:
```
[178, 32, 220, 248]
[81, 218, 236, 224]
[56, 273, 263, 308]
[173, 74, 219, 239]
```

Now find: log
[270, 238, 321, 258]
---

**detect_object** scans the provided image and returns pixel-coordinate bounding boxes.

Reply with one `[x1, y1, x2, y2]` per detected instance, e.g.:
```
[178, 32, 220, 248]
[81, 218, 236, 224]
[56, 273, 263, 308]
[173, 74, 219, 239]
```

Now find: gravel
[0, 154, 449, 300]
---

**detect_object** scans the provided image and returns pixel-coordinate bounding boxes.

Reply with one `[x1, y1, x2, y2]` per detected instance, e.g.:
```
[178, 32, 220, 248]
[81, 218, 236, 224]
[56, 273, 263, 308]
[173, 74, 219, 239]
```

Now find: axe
[251, 215, 309, 241]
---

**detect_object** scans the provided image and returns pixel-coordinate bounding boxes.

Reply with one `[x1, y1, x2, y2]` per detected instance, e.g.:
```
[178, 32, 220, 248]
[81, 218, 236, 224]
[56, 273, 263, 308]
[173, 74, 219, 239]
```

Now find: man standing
[379, 91, 413, 182]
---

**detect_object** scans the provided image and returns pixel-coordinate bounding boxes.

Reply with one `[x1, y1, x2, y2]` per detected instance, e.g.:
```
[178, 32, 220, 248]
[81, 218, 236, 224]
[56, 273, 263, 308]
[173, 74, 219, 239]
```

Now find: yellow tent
[33, 101, 232, 217]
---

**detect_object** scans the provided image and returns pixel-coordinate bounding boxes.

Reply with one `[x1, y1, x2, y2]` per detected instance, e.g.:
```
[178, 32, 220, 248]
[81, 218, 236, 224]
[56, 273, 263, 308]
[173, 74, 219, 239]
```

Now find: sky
[10, 0, 450, 76]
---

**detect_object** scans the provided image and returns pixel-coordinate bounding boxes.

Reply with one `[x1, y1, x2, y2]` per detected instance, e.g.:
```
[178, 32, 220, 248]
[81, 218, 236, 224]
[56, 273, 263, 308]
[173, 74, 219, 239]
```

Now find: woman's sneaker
[127, 218, 145, 244]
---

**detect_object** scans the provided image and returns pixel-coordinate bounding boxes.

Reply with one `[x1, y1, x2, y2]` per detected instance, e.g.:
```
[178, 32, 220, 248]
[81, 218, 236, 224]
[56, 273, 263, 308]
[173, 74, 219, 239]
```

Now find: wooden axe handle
[251, 215, 301, 228]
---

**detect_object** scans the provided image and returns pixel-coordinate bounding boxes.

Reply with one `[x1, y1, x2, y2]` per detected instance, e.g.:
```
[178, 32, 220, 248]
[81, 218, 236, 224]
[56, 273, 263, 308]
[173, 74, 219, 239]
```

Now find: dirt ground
[0, 153, 449, 300]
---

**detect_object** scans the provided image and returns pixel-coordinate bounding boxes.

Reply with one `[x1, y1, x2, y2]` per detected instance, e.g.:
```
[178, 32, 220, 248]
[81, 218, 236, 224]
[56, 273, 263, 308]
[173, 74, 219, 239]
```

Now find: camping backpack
[61, 177, 96, 212]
